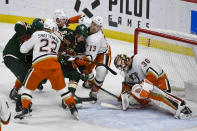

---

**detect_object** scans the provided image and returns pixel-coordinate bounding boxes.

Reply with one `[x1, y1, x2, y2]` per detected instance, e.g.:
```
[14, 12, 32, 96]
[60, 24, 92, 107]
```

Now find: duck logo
[74, 0, 100, 18]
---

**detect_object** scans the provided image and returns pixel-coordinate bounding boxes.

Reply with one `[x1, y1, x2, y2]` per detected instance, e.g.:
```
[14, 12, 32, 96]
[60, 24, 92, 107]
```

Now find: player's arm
[68, 15, 82, 24]
[15, 21, 31, 42]
[0, 96, 11, 125]
[20, 34, 36, 54]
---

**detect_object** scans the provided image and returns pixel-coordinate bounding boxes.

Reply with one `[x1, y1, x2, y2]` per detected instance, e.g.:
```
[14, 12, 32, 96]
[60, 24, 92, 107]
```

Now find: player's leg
[3, 56, 29, 101]
[49, 69, 77, 116]
[14, 68, 44, 119]
[82, 64, 95, 89]
[131, 79, 192, 119]
[149, 87, 192, 119]
[89, 52, 111, 102]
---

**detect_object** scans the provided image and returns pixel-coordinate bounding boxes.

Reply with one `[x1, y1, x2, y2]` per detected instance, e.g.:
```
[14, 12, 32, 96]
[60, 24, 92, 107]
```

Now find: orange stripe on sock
[22, 99, 31, 109]
[63, 96, 76, 108]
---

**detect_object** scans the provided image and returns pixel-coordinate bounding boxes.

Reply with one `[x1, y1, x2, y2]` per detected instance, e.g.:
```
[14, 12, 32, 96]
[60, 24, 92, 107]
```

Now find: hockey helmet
[53, 9, 68, 25]
[92, 16, 103, 27]
[114, 54, 130, 71]
[44, 19, 58, 31]
[32, 18, 44, 32]
[74, 24, 88, 38]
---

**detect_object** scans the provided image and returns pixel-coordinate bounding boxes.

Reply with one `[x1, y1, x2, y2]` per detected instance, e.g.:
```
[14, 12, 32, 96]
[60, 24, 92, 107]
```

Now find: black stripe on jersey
[146, 67, 159, 76]
[61, 91, 70, 98]
[22, 93, 32, 99]
[32, 54, 56, 63]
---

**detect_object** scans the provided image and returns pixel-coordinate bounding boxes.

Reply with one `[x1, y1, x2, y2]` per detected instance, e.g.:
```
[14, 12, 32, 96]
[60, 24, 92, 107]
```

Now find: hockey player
[53, 9, 82, 31]
[83, 16, 112, 102]
[3, 18, 45, 102]
[14, 19, 78, 120]
[114, 54, 192, 119]
[58, 24, 89, 96]
[0, 95, 11, 131]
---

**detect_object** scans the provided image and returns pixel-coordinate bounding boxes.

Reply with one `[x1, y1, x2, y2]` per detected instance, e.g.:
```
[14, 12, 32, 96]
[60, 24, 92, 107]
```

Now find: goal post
[133, 28, 197, 91]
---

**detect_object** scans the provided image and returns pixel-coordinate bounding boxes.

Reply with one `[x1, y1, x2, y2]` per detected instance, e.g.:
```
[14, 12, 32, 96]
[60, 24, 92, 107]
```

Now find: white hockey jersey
[124, 54, 164, 86]
[20, 31, 61, 64]
[85, 30, 109, 61]
[0, 95, 11, 128]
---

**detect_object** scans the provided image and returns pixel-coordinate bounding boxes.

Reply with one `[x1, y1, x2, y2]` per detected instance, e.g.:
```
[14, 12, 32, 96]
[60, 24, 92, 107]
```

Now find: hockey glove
[58, 55, 70, 65]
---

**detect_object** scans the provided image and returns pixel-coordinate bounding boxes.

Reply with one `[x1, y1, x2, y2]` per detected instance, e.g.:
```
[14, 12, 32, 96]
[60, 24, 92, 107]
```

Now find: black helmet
[32, 18, 44, 32]
[74, 24, 88, 38]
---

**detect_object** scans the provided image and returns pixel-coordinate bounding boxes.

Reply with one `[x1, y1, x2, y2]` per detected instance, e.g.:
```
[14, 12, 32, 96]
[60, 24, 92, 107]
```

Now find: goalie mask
[114, 54, 130, 71]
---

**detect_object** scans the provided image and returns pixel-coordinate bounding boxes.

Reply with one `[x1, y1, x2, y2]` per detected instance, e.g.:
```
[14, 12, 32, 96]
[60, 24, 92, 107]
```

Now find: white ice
[0, 23, 197, 131]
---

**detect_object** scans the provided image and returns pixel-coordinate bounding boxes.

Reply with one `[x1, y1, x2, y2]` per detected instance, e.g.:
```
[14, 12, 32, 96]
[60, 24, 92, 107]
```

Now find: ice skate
[14, 108, 31, 120]
[69, 103, 79, 120]
[89, 90, 98, 103]
[175, 102, 192, 119]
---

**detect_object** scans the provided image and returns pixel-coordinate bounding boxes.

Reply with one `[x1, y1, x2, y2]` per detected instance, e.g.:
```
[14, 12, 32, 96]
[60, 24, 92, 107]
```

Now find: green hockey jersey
[59, 27, 86, 55]
[3, 21, 33, 64]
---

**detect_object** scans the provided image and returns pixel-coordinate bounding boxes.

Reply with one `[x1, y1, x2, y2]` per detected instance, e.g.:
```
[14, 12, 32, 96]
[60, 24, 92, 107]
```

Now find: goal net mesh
[134, 28, 197, 90]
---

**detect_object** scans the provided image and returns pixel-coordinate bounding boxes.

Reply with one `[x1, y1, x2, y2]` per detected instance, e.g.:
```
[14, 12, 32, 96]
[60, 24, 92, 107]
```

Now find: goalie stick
[101, 102, 121, 110]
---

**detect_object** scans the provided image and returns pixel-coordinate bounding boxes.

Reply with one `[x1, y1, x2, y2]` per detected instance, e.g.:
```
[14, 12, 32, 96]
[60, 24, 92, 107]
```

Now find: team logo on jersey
[74, 0, 100, 18]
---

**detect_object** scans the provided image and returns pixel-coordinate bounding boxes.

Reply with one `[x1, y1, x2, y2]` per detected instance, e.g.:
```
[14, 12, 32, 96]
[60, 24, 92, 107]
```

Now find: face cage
[115, 59, 129, 71]
[56, 18, 68, 25]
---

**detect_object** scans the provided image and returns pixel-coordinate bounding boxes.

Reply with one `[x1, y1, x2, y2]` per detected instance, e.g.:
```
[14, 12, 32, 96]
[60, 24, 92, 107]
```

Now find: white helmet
[92, 16, 103, 27]
[53, 9, 68, 24]
[44, 19, 58, 31]
[78, 16, 92, 27]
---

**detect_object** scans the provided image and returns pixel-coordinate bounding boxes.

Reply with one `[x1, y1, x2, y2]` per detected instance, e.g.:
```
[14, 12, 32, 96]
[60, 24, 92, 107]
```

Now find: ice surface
[0, 23, 197, 131]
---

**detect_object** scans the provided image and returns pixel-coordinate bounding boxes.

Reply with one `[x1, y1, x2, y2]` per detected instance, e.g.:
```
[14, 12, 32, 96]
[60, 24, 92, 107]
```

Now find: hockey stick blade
[75, 95, 95, 102]
[101, 102, 121, 110]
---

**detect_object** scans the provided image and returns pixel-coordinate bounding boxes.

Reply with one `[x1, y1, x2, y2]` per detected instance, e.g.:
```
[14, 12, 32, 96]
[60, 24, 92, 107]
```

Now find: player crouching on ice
[114, 54, 192, 119]
[14, 19, 78, 120]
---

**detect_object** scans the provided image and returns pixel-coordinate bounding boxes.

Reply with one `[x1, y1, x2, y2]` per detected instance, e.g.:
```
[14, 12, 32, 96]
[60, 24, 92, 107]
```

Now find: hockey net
[134, 28, 197, 91]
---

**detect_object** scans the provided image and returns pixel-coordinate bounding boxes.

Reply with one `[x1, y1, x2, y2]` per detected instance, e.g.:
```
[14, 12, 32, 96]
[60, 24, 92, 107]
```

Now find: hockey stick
[74, 95, 94, 102]
[59, 54, 117, 75]
[81, 59, 117, 75]
[87, 80, 119, 100]
[101, 102, 121, 110]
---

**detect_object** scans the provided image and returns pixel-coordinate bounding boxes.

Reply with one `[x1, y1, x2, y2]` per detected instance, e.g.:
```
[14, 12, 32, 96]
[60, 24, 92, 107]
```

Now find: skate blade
[72, 111, 79, 120]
